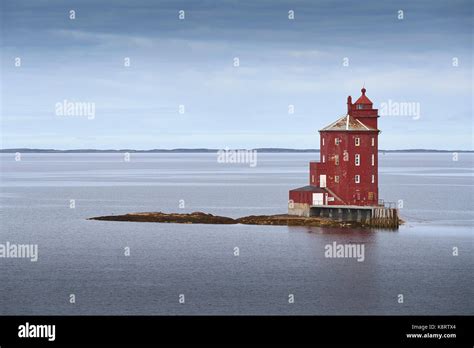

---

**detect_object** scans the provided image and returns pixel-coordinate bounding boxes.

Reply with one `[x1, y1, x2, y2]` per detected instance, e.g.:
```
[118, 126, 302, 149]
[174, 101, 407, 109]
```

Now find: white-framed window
[322, 155, 325, 163]
[371, 137, 375, 146]
[335, 155, 339, 165]
[355, 154, 360, 166]
[335, 175, 339, 183]
[372, 175, 375, 183]
[355, 137, 360, 146]
[357, 104, 364, 109]
[371, 154, 375, 166]
[355, 175, 360, 184]
[322, 138, 325, 146]
[335, 138, 340, 145]
[312, 175, 315, 183]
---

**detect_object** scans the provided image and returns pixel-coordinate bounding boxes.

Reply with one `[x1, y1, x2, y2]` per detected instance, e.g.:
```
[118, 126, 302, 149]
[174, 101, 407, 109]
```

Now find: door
[320, 175, 326, 188]
[312, 193, 324, 206]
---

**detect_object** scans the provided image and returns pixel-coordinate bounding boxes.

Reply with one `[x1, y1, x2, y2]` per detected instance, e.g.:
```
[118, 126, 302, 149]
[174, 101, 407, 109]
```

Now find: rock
[90, 211, 237, 224]
[89, 211, 364, 228]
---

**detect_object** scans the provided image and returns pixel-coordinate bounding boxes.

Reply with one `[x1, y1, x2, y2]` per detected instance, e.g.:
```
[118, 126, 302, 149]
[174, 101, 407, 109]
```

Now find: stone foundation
[288, 203, 311, 217]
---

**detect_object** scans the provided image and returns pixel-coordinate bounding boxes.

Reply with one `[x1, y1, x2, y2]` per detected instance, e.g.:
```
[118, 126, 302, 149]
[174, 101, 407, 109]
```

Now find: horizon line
[1, 148, 473, 153]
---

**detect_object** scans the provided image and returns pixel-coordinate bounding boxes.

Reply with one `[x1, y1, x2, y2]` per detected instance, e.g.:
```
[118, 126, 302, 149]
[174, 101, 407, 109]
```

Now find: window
[357, 104, 364, 109]
[372, 175, 375, 183]
[355, 175, 360, 184]
[335, 176, 339, 183]
[355, 154, 360, 166]
[335, 138, 340, 145]
[335, 155, 339, 165]
[371, 154, 375, 166]
[312, 175, 315, 183]
[368, 192, 374, 200]
[322, 138, 325, 146]
[371, 137, 375, 146]
[322, 155, 325, 163]
[355, 137, 360, 146]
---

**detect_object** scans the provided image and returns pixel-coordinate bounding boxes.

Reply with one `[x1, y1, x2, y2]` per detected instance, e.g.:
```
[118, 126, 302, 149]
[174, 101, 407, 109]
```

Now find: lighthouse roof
[354, 87, 372, 105]
[320, 114, 376, 132]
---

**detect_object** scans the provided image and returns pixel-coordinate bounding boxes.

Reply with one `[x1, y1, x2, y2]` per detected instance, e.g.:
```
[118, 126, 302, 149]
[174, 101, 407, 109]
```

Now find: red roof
[354, 87, 372, 105]
[289, 185, 328, 193]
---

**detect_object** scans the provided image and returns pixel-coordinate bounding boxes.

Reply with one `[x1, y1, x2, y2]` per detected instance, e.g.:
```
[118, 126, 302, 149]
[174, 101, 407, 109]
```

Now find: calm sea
[0, 153, 472, 315]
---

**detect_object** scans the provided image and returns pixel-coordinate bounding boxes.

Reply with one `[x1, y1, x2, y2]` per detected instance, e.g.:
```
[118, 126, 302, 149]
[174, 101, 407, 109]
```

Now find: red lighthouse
[289, 87, 380, 216]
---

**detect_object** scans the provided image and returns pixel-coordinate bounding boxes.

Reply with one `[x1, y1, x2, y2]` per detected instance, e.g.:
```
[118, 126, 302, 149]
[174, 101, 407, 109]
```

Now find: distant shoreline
[1, 148, 472, 153]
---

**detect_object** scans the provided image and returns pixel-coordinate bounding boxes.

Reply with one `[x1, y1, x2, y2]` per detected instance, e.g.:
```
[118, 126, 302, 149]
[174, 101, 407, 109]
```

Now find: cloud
[1, 0, 472, 150]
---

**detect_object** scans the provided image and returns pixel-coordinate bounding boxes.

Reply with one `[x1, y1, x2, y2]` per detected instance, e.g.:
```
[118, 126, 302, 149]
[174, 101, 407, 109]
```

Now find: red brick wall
[318, 130, 378, 206]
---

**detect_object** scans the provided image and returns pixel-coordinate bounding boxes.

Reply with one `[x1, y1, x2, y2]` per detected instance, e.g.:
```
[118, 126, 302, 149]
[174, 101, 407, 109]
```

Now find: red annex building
[289, 87, 380, 215]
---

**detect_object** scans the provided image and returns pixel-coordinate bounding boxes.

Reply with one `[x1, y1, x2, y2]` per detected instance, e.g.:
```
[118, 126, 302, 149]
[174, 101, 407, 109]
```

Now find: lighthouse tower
[289, 87, 380, 216]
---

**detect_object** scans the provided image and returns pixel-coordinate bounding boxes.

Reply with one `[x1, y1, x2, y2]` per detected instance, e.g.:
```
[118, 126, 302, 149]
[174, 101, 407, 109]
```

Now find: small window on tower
[372, 154, 375, 166]
[372, 175, 375, 183]
[355, 154, 360, 166]
[371, 137, 375, 146]
[335, 176, 339, 183]
[357, 104, 364, 110]
[322, 155, 325, 163]
[335, 138, 340, 145]
[322, 138, 325, 146]
[335, 155, 339, 165]
[355, 175, 360, 184]
[355, 137, 360, 146]
[312, 175, 315, 183]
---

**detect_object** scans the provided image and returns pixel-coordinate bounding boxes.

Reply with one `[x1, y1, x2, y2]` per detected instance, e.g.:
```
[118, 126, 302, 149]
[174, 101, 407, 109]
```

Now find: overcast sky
[1, 0, 472, 150]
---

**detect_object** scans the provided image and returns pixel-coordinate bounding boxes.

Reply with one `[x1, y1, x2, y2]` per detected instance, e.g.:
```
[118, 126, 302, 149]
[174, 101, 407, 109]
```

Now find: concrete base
[288, 203, 311, 217]
[310, 206, 372, 224]
[289, 204, 399, 228]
